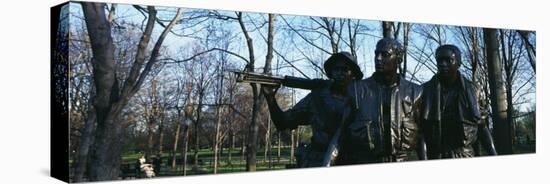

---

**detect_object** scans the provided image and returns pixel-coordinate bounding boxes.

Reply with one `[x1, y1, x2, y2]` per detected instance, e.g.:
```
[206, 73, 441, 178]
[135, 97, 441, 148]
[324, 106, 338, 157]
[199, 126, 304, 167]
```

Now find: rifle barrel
[230, 70, 329, 90]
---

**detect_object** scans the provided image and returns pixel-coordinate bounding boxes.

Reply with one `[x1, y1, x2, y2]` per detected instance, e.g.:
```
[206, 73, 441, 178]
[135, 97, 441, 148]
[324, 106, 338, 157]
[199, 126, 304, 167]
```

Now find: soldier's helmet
[324, 51, 364, 80]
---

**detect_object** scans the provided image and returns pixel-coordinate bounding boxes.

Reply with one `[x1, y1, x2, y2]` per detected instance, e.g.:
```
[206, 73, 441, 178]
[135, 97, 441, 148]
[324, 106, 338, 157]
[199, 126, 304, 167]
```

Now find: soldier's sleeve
[413, 83, 427, 160]
[281, 93, 315, 129]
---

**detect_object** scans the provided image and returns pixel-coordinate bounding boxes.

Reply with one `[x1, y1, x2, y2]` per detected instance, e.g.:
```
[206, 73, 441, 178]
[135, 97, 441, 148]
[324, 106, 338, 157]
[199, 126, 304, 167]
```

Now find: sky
[67, 2, 535, 112]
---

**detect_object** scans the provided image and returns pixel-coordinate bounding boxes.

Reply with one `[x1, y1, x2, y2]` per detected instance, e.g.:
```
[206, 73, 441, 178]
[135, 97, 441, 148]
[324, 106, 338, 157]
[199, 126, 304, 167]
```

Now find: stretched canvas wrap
[51, 0, 536, 183]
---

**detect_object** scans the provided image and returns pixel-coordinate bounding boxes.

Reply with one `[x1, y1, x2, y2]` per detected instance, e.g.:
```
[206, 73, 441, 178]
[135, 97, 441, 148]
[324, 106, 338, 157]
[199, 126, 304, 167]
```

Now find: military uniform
[276, 85, 353, 167]
[340, 74, 423, 164]
[265, 51, 362, 168]
[420, 72, 487, 158]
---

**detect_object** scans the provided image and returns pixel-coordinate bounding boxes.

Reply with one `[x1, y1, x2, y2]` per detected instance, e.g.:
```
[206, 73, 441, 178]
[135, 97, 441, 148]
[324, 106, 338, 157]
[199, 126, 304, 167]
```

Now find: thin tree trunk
[277, 132, 281, 163]
[290, 130, 295, 165]
[347, 19, 357, 58]
[267, 118, 272, 169]
[213, 62, 225, 174]
[471, 28, 480, 82]
[156, 119, 165, 173]
[506, 82, 515, 148]
[147, 120, 155, 156]
[194, 92, 204, 171]
[213, 104, 220, 174]
[382, 21, 393, 38]
[402, 23, 409, 77]
[158, 121, 165, 156]
[229, 132, 235, 165]
[264, 116, 271, 163]
[483, 28, 512, 154]
[296, 127, 301, 147]
[246, 88, 262, 171]
[182, 125, 190, 176]
[171, 119, 181, 170]
[241, 135, 246, 162]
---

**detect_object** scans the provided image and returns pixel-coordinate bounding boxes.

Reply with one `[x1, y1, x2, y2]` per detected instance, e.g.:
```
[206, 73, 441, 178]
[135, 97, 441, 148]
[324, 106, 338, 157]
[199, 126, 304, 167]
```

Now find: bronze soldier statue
[336, 38, 427, 164]
[420, 44, 497, 159]
[262, 52, 363, 167]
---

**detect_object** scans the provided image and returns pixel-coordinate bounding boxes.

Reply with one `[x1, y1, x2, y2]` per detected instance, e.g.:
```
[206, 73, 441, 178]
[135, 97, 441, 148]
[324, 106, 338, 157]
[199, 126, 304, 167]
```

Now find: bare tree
[182, 45, 218, 173]
[80, 2, 182, 180]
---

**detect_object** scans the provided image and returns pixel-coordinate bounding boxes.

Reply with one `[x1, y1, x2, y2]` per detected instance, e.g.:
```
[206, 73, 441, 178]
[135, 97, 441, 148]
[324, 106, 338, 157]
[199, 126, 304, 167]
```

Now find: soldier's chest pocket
[348, 104, 379, 150]
[401, 96, 414, 119]
[348, 118, 376, 150]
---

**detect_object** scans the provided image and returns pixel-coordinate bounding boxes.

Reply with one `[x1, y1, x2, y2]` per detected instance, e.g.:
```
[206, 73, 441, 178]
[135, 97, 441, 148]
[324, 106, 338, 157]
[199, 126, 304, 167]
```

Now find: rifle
[322, 126, 343, 167]
[322, 81, 358, 167]
[229, 70, 329, 90]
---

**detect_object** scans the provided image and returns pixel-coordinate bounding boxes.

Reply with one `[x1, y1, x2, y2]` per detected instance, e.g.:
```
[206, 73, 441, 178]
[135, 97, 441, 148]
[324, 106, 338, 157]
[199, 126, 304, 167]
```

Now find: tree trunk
[382, 21, 393, 38]
[290, 130, 295, 164]
[264, 116, 271, 164]
[471, 28, 480, 81]
[246, 89, 262, 171]
[213, 62, 225, 174]
[266, 118, 272, 168]
[229, 132, 235, 165]
[483, 28, 512, 154]
[277, 132, 281, 163]
[506, 81, 515, 148]
[347, 19, 358, 58]
[182, 126, 189, 176]
[89, 111, 124, 181]
[182, 125, 190, 175]
[147, 118, 155, 157]
[158, 120, 165, 157]
[171, 120, 181, 170]
[296, 127, 301, 146]
[241, 135, 246, 162]
[402, 23, 409, 77]
[73, 95, 96, 182]
[81, 3, 121, 180]
[156, 119, 165, 172]
[194, 92, 204, 171]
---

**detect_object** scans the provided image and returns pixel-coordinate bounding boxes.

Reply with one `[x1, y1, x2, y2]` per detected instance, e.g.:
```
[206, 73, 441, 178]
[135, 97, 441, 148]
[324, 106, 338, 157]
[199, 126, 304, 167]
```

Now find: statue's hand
[261, 84, 280, 98]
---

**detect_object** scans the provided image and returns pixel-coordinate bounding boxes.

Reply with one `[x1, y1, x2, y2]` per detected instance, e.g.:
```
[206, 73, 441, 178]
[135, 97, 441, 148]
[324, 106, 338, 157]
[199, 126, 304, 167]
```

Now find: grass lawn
[119, 146, 296, 177]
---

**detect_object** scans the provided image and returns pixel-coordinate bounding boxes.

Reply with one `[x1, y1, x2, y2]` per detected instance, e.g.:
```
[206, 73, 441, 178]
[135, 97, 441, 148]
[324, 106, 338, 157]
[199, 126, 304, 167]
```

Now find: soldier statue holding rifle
[261, 52, 363, 167]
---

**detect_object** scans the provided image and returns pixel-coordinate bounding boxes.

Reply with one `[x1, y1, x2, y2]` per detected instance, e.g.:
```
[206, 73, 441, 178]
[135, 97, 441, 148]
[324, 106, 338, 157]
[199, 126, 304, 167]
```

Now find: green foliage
[512, 110, 535, 153]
